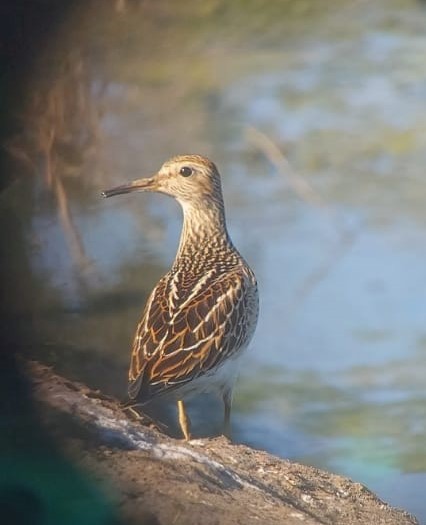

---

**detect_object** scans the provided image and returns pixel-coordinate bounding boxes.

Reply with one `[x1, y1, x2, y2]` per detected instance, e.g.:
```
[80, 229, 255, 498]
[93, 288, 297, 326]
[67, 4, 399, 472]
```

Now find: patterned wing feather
[127, 269, 256, 402]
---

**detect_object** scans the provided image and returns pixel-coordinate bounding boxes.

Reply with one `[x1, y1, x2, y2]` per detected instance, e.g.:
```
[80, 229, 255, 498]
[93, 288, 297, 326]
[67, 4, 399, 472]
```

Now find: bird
[102, 154, 259, 440]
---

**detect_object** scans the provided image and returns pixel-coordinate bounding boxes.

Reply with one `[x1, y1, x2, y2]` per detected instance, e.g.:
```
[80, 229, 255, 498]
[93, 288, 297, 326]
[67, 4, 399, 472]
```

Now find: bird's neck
[175, 202, 233, 263]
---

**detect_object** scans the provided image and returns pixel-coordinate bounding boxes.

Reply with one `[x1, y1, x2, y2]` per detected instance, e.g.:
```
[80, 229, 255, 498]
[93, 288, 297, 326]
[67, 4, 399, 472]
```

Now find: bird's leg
[123, 405, 144, 421]
[122, 404, 168, 432]
[177, 399, 191, 440]
[223, 389, 233, 440]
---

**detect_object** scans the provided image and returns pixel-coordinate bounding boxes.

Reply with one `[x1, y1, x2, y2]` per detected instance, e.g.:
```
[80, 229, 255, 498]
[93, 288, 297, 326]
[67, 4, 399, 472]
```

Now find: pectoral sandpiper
[102, 155, 258, 440]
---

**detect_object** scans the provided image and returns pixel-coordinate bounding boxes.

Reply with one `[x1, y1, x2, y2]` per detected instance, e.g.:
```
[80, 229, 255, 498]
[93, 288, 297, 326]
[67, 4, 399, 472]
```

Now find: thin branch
[53, 172, 92, 274]
[246, 126, 362, 322]
[246, 126, 325, 208]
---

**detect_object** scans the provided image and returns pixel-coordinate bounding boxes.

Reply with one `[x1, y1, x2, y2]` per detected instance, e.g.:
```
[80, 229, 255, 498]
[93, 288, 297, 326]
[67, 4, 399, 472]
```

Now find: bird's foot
[122, 405, 168, 433]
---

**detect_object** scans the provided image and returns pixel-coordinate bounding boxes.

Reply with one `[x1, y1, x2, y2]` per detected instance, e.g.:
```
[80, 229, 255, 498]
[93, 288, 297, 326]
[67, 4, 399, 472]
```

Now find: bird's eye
[179, 166, 193, 177]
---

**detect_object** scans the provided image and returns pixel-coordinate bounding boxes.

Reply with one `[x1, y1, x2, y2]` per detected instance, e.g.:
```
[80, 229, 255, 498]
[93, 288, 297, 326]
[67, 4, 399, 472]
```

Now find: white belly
[167, 347, 247, 401]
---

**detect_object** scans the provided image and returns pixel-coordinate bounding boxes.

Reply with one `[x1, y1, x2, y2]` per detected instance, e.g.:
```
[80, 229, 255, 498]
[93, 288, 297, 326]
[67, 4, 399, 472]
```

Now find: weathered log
[29, 362, 418, 525]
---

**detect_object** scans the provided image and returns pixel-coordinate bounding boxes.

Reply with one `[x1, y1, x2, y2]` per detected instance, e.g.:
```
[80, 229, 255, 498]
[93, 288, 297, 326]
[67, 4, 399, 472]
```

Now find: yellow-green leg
[223, 390, 233, 439]
[177, 399, 191, 441]
[122, 404, 168, 432]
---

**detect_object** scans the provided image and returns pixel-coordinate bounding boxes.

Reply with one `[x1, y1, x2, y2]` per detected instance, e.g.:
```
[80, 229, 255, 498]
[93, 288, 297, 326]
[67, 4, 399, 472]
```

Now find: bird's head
[102, 154, 224, 210]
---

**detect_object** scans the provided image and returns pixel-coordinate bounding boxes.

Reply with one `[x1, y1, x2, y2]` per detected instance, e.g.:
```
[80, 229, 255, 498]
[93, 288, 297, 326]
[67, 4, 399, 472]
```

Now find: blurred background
[1, 0, 426, 522]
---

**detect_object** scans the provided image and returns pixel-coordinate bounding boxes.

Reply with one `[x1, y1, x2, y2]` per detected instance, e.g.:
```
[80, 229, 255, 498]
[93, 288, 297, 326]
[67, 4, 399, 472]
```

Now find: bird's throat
[176, 203, 232, 263]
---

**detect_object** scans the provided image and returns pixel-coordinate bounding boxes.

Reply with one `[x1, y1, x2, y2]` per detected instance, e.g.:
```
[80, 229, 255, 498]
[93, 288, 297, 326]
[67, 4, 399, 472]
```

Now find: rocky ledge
[27, 362, 418, 525]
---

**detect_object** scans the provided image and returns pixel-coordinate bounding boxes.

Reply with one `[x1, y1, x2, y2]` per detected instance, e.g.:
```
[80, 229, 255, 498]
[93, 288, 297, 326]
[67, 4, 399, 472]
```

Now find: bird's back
[127, 250, 258, 403]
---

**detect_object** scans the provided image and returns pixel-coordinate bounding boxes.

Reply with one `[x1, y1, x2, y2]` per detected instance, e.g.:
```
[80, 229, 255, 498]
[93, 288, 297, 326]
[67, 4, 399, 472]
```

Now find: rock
[28, 362, 418, 525]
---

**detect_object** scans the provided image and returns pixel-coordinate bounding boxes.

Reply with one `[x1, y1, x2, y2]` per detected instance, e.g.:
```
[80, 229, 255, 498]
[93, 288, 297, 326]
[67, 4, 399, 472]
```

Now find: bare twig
[5, 50, 105, 285]
[53, 172, 92, 274]
[246, 126, 362, 321]
[246, 126, 325, 208]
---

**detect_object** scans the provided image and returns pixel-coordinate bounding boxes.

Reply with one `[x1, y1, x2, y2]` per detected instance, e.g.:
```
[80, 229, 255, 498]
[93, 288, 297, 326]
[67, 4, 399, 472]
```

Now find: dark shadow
[0, 2, 127, 524]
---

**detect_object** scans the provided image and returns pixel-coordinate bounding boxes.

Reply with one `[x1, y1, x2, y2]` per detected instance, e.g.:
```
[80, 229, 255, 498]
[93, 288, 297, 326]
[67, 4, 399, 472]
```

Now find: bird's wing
[127, 269, 256, 401]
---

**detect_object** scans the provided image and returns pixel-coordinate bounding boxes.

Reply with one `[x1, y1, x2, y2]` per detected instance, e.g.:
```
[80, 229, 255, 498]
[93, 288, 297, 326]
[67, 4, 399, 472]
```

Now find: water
[3, 0, 426, 521]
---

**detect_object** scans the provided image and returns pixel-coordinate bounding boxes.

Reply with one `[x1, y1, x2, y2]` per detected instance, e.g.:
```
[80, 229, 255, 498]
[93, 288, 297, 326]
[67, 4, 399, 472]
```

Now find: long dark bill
[101, 177, 156, 198]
